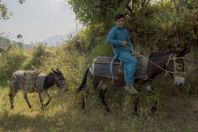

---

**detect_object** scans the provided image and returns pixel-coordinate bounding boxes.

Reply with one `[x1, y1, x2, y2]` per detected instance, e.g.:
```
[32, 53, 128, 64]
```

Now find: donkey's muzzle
[61, 84, 68, 92]
[174, 75, 185, 86]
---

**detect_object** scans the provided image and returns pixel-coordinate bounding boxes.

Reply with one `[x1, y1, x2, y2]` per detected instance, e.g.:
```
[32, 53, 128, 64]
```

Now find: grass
[0, 46, 198, 132]
[0, 83, 198, 132]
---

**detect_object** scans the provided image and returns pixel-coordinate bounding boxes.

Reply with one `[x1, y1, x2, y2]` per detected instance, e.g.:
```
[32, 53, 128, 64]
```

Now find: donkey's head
[166, 48, 190, 86]
[52, 68, 68, 92]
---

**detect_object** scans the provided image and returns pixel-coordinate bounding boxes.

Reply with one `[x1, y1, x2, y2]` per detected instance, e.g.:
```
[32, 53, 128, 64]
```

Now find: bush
[24, 44, 48, 69]
[0, 48, 26, 83]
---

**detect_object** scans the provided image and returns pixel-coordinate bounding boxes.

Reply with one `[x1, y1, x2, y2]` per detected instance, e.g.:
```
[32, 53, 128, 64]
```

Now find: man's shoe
[124, 85, 139, 95]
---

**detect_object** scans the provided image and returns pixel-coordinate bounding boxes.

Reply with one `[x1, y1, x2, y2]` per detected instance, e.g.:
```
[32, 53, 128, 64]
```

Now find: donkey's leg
[81, 86, 87, 109]
[145, 81, 158, 113]
[9, 88, 18, 109]
[39, 92, 44, 109]
[133, 96, 139, 115]
[143, 80, 153, 92]
[23, 92, 32, 109]
[151, 101, 158, 113]
[81, 79, 93, 109]
[44, 91, 52, 106]
[81, 93, 85, 109]
[99, 89, 111, 112]
[92, 79, 99, 91]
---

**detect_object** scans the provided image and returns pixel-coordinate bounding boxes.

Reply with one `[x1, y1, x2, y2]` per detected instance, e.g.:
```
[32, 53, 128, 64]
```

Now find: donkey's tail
[77, 67, 90, 94]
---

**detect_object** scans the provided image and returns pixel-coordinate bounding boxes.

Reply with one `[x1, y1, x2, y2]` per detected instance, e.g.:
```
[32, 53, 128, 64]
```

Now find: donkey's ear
[56, 68, 61, 73]
[51, 68, 57, 73]
[176, 48, 190, 57]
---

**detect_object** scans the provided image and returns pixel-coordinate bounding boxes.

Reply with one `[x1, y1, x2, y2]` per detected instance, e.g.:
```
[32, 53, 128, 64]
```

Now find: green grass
[0, 46, 198, 132]
[1, 83, 198, 132]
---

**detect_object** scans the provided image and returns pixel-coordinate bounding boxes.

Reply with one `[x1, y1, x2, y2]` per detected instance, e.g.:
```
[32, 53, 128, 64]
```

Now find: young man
[106, 14, 138, 94]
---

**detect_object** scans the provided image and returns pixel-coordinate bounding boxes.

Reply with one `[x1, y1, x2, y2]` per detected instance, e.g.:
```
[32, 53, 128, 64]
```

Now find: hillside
[42, 35, 67, 47]
[0, 36, 33, 49]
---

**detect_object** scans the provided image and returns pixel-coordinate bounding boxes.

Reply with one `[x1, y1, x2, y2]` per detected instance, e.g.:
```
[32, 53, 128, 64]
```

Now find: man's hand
[132, 50, 141, 57]
[122, 41, 128, 47]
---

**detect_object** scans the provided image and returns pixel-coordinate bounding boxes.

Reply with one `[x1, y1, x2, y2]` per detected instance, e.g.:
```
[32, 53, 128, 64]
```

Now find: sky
[0, 0, 81, 44]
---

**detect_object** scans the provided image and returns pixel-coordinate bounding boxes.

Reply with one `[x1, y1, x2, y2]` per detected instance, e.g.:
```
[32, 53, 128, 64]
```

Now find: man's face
[115, 17, 125, 28]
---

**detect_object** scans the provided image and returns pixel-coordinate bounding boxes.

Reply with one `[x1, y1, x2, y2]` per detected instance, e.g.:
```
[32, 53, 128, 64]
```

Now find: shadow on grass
[0, 111, 52, 131]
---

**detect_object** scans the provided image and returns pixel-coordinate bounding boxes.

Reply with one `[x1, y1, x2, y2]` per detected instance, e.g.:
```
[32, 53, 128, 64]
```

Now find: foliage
[0, 48, 26, 81]
[68, 0, 197, 53]
[17, 0, 25, 4]
[24, 44, 48, 69]
[0, 2, 9, 20]
[68, 0, 127, 28]
[0, 0, 25, 20]
[66, 24, 110, 55]
[0, 36, 10, 47]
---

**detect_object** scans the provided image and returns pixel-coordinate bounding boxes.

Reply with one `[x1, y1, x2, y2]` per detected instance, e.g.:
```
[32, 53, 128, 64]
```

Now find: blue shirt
[106, 26, 132, 57]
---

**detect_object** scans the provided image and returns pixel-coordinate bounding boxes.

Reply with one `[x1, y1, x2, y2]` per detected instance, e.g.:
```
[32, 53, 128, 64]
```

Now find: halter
[165, 53, 186, 76]
[126, 46, 186, 76]
[54, 74, 66, 89]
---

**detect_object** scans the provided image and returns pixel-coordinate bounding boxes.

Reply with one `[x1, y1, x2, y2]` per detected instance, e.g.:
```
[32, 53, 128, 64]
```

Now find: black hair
[114, 14, 125, 21]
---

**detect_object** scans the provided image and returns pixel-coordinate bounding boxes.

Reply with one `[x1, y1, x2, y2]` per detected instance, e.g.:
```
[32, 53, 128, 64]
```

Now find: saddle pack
[12, 70, 46, 92]
[91, 56, 148, 80]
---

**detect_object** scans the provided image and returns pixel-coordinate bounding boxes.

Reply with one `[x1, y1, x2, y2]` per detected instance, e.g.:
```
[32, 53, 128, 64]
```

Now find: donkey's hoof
[81, 102, 85, 109]
[150, 106, 157, 113]
[105, 107, 111, 112]
[132, 112, 139, 117]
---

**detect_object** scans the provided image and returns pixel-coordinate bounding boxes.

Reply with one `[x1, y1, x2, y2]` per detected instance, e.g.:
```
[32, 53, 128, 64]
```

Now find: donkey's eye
[177, 63, 183, 68]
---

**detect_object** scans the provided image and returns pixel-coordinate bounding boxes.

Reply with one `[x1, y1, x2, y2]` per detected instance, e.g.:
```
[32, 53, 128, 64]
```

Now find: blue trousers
[118, 51, 137, 86]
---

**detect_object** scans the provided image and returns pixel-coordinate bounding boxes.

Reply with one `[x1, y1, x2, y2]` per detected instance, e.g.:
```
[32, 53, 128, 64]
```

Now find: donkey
[77, 48, 190, 113]
[9, 68, 68, 109]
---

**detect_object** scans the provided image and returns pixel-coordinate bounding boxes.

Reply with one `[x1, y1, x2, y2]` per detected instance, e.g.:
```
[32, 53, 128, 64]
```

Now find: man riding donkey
[106, 13, 139, 94]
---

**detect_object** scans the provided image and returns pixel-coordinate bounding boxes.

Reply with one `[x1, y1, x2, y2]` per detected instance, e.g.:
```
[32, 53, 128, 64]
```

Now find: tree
[0, 2, 9, 19]
[0, 0, 25, 20]
[68, 0, 197, 51]
[68, 0, 130, 28]
[17, 34, 23, 49]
